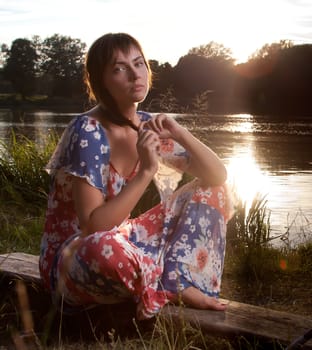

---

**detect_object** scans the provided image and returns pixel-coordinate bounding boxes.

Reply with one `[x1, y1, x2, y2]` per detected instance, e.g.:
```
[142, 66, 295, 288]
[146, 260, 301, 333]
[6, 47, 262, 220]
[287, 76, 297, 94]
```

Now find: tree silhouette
[188, 41, 234, 63]
[40, 34, 86, 97]
[0, 35, 312, 116]
[3, 39, 38, 98]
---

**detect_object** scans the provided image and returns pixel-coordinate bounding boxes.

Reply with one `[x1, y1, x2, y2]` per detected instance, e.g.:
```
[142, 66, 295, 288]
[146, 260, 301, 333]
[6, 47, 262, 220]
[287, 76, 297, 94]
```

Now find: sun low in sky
[1, 0, 312, 64]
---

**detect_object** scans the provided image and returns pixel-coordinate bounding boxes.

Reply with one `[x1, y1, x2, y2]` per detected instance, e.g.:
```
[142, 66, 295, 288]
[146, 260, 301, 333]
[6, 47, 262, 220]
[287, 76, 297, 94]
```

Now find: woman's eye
[114, 66, 127, 72]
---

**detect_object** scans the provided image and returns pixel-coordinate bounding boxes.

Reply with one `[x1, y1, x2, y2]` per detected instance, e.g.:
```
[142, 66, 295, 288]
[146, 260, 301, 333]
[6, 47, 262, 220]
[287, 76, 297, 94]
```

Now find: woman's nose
[128, 66, 139, 80]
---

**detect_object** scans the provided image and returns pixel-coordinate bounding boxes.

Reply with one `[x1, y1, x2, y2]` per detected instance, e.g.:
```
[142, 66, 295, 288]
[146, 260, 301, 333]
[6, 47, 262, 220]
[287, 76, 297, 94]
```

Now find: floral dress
[39, 111, 232, 320]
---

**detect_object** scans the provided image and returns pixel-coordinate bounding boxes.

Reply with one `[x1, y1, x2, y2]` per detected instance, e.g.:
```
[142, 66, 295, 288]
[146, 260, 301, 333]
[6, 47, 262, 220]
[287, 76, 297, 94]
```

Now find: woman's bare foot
[179, 286, 227, 311]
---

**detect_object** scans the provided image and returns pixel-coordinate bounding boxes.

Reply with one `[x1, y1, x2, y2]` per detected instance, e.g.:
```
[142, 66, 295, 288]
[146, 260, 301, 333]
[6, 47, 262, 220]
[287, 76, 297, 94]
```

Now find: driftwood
[1, 252, 312, 348]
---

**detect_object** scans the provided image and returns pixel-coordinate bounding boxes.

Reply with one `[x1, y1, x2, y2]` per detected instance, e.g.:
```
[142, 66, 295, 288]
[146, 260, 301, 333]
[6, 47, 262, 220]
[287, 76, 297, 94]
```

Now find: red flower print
[196, 248, 208, 270]
[160, 139, 174, 153]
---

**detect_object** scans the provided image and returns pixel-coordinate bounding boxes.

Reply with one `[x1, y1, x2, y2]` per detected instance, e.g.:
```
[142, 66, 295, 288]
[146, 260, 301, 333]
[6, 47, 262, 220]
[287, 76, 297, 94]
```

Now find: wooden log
[0, 252, 41, 282]
[161, 303, 312, 348]
[1, 252, 312, 348]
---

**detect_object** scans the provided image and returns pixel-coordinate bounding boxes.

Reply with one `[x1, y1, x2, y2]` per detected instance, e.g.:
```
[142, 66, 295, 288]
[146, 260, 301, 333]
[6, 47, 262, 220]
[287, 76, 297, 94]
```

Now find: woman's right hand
[137, 125, 160, 176]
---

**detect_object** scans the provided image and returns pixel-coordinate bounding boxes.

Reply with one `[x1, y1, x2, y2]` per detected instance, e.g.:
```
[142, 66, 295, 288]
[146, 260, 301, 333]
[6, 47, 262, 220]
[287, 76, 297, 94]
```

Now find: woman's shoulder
[66, 112, 107, 142]
[70, 112, 103, 131]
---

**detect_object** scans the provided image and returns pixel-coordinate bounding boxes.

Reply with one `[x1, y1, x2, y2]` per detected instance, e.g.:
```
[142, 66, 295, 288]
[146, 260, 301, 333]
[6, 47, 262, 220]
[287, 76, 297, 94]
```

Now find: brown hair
[84, 33, 152, 130]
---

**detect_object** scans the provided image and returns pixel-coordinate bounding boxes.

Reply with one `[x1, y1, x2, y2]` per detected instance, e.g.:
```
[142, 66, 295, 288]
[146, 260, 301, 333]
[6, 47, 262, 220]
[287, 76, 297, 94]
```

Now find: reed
[0, 130, 57, 206]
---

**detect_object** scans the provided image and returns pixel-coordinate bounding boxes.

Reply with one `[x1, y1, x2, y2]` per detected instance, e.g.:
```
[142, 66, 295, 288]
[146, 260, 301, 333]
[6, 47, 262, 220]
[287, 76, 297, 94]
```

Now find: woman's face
[103, 45, 149, 109]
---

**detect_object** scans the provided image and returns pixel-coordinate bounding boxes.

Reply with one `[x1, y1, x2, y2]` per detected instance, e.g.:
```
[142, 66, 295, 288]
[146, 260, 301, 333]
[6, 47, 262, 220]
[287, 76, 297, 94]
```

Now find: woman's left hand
[143, 114, 184, 140]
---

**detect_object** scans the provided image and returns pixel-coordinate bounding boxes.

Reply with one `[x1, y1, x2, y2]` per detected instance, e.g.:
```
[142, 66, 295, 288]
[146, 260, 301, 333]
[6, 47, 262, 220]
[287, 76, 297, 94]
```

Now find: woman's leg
[160, 179, 230, 309]
[55, 228, 168, 319]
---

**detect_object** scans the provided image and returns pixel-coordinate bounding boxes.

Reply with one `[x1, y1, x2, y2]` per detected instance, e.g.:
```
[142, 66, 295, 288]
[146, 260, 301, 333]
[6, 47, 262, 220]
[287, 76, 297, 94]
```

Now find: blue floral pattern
[39, 111, 232, 319]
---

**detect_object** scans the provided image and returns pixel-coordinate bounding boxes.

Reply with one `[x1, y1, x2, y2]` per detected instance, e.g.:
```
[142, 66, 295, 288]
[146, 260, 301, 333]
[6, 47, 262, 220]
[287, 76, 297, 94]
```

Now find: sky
[1, 0, 312, 65]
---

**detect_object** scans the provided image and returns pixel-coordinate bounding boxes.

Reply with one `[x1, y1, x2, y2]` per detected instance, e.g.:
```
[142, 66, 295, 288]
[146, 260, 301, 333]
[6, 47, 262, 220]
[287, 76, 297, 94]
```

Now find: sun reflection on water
[225, 145, 272, 212]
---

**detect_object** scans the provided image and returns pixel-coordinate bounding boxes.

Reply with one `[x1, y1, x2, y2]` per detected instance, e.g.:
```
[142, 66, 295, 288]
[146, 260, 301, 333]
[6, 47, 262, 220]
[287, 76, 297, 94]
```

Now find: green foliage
[0, 208, 43, 254]
[0, 130, 58, 254]
[297, 241, 312, 275]
[0, 130, 57, 206]
[226, 193, 279, 282]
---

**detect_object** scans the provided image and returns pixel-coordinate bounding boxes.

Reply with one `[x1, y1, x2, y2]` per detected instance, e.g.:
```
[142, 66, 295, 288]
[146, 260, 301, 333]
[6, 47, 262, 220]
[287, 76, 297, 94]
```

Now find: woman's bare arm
[145, 114, 227, 187]
[73, 127, 160, 235]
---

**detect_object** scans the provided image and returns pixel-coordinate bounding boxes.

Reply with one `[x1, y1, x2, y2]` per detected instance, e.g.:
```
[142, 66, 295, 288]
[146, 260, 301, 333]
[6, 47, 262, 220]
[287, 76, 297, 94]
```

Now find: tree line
[1, 34, 312, 116]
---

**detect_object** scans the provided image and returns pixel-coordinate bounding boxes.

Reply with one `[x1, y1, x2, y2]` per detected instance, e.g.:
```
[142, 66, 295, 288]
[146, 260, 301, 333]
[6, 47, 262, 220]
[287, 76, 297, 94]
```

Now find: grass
[0, 130, 312, 349]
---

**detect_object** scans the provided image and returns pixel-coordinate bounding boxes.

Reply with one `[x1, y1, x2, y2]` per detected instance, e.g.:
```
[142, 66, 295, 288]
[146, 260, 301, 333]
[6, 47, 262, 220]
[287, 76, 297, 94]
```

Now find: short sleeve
[45, 114, 110, 194]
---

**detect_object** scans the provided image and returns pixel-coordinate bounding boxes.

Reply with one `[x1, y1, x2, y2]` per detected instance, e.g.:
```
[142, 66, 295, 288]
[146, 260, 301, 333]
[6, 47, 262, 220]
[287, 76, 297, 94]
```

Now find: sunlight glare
[226, 146, 272, 211]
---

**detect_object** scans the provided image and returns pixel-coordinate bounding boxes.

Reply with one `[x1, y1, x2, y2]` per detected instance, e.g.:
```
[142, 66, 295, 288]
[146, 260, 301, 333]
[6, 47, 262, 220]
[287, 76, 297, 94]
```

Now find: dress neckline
[109, 160, 139, 181]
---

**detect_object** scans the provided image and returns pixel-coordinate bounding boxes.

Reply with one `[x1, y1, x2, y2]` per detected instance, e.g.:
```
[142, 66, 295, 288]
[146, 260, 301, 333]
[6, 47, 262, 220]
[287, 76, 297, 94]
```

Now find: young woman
[39, 32, 233, 320]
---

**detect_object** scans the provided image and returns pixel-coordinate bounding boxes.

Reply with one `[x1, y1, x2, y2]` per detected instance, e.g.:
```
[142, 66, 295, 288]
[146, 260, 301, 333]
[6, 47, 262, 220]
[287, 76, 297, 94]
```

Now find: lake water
[1, 108, 311, 247]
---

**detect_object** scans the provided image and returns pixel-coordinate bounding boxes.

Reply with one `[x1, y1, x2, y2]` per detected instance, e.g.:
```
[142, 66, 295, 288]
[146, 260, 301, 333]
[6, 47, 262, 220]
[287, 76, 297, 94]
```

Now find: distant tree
[249, 40, 293, 60]
[3, 38, 38, 97]
[145, 60, 175, 110]
[188, 41, 234, 63]
[40, 34, 86, 97]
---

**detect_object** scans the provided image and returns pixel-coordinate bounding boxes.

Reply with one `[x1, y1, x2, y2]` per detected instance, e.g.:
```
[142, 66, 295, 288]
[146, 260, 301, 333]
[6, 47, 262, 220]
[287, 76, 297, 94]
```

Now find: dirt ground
[221, 269, 312, 317]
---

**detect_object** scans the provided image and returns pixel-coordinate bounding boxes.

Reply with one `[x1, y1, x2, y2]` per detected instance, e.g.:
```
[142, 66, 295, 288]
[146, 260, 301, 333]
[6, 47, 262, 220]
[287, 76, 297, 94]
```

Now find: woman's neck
[120, 104, 138, 123]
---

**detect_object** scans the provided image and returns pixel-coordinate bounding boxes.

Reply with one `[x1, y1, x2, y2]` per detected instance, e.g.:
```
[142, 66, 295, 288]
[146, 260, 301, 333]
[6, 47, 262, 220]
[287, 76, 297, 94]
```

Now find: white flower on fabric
[128, 279, 134, 290]
[168, 271, 177, 280]
[101, 244, 113, 259]
[208, 239, 214, 249]
[190, 225, 196, 233]
[101, 163, 109, 181]
[185, 217, 192, 225]
[100, 144, 109, 154]
[95, 155, 99, 160]
[118, 262, 123, 269]
[206, 188, 212, 197]
[90, 232, 102, 244]
[181, 234, 188, 242]
[85, 121, 97, 132]
[93, 131, 101, 140]
[135, 224, 149, 240]
[80, 139, 88, 148]
[80, 161, 86, 167]
[149, 214, 156, 221]
[199, 216, 210, 229]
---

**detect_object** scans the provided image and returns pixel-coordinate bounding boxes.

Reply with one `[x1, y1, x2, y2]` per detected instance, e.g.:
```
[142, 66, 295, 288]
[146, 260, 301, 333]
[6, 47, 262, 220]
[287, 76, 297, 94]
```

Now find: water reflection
[1, 109, 311, 246]
[226, 142, 272, 212]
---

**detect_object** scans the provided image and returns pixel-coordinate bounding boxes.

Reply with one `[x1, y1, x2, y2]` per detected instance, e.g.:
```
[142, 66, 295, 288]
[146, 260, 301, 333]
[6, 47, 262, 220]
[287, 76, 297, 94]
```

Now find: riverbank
[0, 94, 85, 112]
